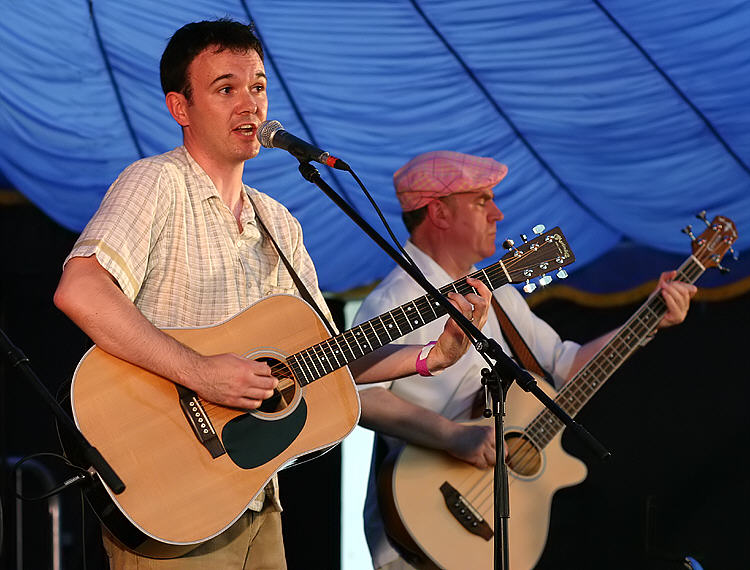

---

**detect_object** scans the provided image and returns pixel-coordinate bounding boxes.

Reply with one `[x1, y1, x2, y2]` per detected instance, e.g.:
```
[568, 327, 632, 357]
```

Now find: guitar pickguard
[222, 399, 308, 469]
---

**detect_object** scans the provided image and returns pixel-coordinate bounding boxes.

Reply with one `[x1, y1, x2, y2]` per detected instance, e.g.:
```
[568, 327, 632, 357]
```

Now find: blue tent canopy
[2, 1, 749, 295]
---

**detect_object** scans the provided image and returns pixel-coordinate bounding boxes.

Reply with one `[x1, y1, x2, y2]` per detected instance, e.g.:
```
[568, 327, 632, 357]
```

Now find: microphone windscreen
[257, 120, 283, 148]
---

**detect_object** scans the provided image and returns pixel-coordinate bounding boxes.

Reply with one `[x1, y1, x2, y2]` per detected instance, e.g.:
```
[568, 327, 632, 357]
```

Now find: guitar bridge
[177, 386, 226, 459]
[439, 481, 493, 541]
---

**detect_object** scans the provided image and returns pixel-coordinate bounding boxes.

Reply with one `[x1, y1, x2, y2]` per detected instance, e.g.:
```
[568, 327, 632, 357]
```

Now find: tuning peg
[520, 234, 528, 243]
[523, 280, 537, 293]
[710, 254, 731, 274]
[502, 238, 515, 250]
[538, 275, 552, 287]
[696, 211, 710, 226]
[556, 269, 568, 279]
[532, 224, 546, 235]
[682, 224, 696, 240]
[729, 246, 739, 261]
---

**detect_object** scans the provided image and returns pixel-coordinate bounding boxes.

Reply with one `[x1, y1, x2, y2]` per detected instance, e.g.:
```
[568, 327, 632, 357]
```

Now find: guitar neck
[527, 254, 706, 449]
[286, 261, 510, 386]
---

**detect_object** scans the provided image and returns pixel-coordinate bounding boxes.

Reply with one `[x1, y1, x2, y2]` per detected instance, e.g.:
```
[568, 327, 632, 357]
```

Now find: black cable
[12, 452, 90, 502]
[0, 486, 4, 563]
[345, 167, 418, 269]
[79, 486, 88, 570]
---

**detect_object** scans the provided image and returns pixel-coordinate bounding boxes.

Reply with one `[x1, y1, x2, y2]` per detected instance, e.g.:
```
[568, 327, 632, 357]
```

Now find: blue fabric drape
[1, 1, 748, 293]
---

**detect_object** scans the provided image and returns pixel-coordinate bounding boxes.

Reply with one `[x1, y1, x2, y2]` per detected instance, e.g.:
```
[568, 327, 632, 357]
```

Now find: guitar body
[70, 294, 359, 556]
[386, 377, 586, 570]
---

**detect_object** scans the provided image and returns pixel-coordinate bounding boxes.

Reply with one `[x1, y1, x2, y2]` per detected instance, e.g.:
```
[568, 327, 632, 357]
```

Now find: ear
[425, 199, 453, 230]
[165, 92, 190, 127]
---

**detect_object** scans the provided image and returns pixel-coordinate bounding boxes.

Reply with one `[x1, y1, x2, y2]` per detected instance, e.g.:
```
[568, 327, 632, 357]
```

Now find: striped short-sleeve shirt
[67, 146, 331, 511]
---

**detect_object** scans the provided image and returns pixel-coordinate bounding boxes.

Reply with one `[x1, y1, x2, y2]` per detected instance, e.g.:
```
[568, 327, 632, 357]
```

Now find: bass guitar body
[386, 376, 586, 570]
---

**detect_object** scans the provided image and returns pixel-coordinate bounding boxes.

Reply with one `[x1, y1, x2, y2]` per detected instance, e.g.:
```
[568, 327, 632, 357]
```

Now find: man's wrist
[416, 341, 442, 377]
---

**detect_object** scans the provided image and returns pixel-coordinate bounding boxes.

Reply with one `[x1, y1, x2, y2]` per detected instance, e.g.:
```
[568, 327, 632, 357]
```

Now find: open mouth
[233, 124, 256, 137]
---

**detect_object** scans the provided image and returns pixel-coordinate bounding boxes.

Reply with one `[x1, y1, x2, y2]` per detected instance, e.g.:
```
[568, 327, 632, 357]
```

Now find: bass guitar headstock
[684, 212, 738, 273]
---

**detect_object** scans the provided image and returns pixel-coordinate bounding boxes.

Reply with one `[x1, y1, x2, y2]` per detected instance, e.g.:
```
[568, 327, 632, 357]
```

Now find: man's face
[179, 47, 268, 166]
[442, 189, 504, 264]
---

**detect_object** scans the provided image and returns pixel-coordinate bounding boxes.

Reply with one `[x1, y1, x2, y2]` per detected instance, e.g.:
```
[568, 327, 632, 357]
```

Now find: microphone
[257, 120, 350, 170]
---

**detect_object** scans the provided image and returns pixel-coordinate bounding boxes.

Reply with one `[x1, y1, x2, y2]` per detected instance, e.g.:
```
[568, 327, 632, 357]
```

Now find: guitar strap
[491, 297, 550, 381]
[247, 193, 338, 337]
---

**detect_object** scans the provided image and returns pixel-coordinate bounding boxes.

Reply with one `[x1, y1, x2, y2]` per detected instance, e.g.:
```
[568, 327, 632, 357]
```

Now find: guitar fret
[307, 347, 324, 379]
[378, 316, 393, 342]
[387, 309, 404, 336]
[352, 326, 370, 356]
[298, 350, 317, 382]
[307, 347, 326, 378]
[288, 355, 310, 386]
[321, 338, 341, 372]
[409, 300, 425, 328]
[311, 343, 332, 376]
[380, 313, 399, 339]
[367, 320, 385, 350]
[339, 331, 358, 362]
[425, 296, 439, 319]
[398, 306, 413, 332]
[330, 337, 347, 367]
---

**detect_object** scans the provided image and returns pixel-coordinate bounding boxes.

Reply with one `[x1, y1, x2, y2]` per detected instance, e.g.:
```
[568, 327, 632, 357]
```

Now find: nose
[488, 200, 504, 222]
[237, 89, 259, 115]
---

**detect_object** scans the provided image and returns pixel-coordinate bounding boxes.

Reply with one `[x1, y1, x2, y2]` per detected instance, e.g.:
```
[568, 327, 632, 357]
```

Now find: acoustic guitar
[380, 214, 737, 569]
[69, 226, 574, 557]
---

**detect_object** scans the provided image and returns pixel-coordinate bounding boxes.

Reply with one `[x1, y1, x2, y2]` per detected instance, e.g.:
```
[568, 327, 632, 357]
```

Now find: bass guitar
[69, 226, 574, 557]
[380, 214, 737, 569]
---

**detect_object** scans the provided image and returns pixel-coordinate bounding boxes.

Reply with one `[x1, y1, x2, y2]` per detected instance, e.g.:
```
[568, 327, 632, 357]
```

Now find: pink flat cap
[394, 150, 508, 212]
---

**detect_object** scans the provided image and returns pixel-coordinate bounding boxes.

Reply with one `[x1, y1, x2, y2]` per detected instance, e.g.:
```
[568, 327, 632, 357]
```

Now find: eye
[218, 86, 232, 94]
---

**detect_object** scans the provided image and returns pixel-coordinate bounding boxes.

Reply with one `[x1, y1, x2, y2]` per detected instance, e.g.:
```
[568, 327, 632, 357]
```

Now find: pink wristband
[416, 341, 438, 377]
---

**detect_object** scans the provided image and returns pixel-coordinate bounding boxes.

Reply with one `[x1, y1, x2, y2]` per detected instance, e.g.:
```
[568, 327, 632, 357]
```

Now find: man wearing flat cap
[353, 150, 697, 570]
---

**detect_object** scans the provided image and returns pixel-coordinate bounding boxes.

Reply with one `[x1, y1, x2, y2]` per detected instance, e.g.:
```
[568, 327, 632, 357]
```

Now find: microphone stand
[0, 328, 125, 495]
[295, 160, 609, 570]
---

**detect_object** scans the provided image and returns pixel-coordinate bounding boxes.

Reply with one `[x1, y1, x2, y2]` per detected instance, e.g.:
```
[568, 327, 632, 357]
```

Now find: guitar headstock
[500, 226, 575, 292]
[687, 213, 738, 273]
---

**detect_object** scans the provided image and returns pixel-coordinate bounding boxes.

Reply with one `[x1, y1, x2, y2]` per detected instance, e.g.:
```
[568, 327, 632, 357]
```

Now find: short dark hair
[401, 205, 428, 234]
[160, 19, 264, 101]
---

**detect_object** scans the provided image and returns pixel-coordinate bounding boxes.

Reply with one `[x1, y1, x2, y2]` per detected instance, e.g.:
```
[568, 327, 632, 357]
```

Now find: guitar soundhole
[256, 358, 298, 414]
[505, 432, 542, 477]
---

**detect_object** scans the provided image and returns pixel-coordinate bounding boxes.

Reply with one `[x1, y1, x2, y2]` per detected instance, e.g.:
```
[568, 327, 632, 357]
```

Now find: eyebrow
[209, 71, 267, 86]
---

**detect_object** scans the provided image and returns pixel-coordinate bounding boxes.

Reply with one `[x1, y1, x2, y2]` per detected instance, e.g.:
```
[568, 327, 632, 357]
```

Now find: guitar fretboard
[525, 254, 705, 450]
[286, 262, 511, 386]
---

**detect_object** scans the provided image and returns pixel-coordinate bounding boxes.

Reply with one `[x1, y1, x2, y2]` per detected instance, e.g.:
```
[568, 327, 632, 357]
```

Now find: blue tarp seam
[88, 0, 145, 159]
[594, 0, 750, 177]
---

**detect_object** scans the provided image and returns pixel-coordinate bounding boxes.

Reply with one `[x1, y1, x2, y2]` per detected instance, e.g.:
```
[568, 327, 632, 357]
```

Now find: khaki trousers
[103, 503, 286, 569]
